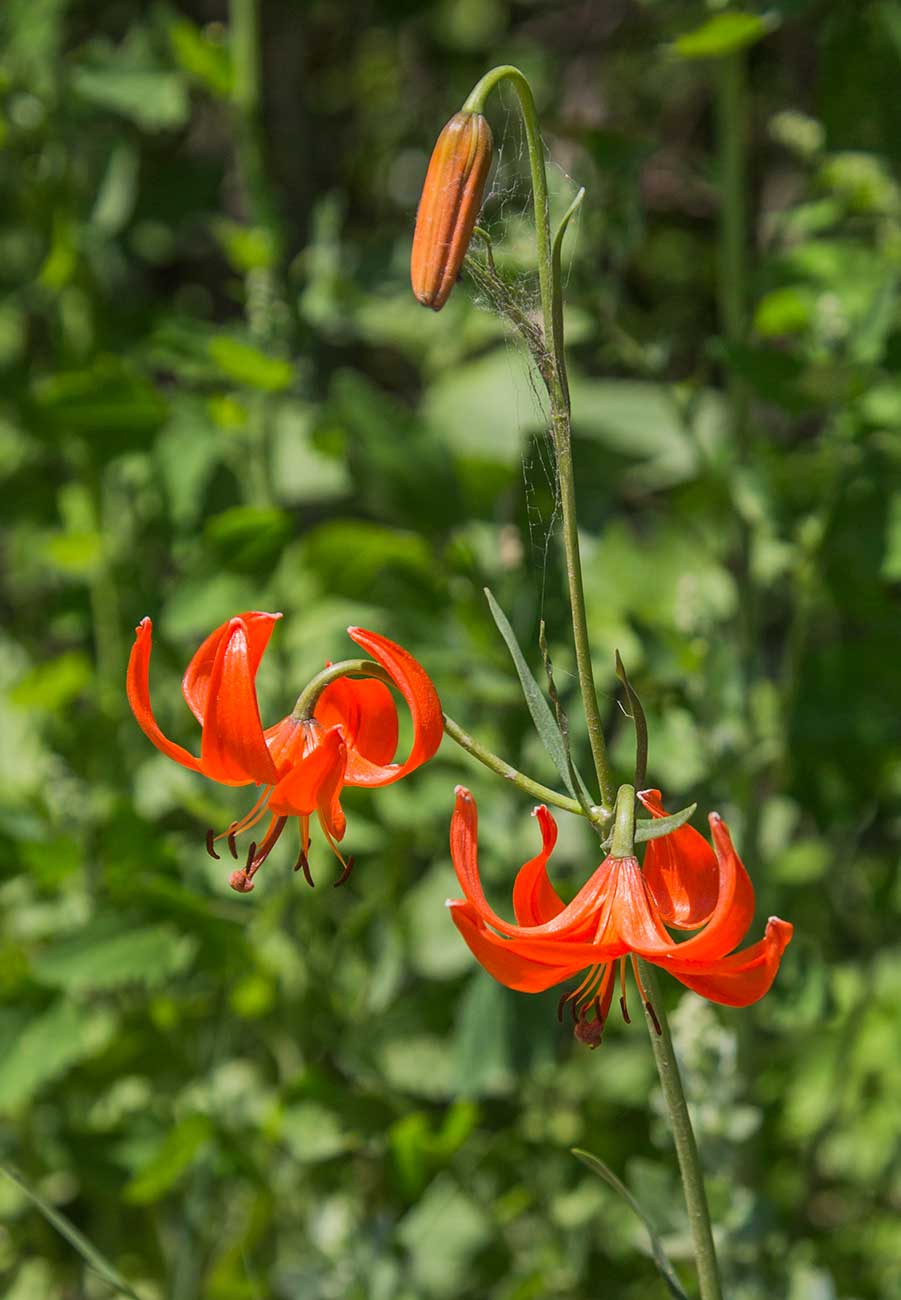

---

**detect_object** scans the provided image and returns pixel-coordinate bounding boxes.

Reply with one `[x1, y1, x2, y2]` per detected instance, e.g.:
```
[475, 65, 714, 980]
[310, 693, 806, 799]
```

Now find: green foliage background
[1, 1, 899, 1297]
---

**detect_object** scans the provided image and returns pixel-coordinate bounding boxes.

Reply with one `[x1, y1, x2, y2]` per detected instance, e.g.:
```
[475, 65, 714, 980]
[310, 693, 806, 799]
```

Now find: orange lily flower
[127, 613, 443, 890]
[447, 787, 793, 1045]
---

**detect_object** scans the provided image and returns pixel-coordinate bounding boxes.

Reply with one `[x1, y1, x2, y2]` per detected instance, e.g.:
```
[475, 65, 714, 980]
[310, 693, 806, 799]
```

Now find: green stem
[463, 66, 615, 812]
[609, 783, 635, 858]
[291, 661, 583, 815]
[292, 659, 388, 718]
[442, 714, 586, 817]
[638, 962, 723, 1300]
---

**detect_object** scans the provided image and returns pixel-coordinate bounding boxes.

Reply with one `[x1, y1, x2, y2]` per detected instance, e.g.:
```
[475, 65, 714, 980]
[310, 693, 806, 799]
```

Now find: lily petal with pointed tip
[127, 615, 442, 888]
[447, 787, 793, 1014]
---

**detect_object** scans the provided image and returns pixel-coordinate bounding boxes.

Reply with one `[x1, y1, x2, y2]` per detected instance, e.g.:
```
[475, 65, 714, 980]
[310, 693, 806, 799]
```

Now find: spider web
[462, 87, 585, 621]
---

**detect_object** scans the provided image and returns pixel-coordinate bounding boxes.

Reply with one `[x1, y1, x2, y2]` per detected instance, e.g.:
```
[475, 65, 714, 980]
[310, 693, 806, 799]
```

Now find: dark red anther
[205, 829, 220, 861]
[620, 995, 631, 1025]
[645, 1001, 662, 1036]
[244, 841, 257, 870]
[227, 830, 239, 860]
[557, 990, 571, 1023]
[294, 849, 315, 888]
[333, 855, 355, 888]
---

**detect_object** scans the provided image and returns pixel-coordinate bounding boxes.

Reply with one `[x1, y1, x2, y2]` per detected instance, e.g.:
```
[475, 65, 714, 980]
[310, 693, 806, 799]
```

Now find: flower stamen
[293, 849, 315, 888]
[619, 955, 631, 1024]
[630, 953, 662, 1035]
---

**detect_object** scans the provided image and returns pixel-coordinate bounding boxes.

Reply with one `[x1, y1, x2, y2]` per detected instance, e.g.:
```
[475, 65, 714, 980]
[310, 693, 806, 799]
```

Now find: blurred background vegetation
[1, 0, 899, 1297]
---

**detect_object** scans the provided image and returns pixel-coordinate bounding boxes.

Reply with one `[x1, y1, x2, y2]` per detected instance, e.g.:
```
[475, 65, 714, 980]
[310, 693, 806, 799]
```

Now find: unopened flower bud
[411, 111, 493, 311]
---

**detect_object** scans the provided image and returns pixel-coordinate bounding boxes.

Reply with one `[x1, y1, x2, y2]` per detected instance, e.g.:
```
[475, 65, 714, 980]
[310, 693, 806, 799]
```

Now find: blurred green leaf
[280, 1103, 355, 1163]
[168, 17, 232, 98]
[10, 650, 92, 712]
[72, 31, 190, 131]
[30, 358, 168, 449]
[398, 1173, 492, 1298]
[204, 505, 293, 572]
[208, 336, 295, 392]
[0, 1001, 115, 1113]
[32, 921, 197, 994]
[125, 1114, 213, 1204]
[754, 286, 816, 337]
[673, 12, 775, 60]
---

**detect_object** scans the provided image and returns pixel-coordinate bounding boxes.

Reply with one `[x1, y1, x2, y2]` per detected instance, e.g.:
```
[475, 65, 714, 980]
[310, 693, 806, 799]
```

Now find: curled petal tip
[768, 916, 794, 944]
[454, 784, 472, 800]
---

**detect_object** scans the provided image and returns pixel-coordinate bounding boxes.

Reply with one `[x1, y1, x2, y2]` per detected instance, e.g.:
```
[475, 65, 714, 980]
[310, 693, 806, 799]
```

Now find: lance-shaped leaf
[602, 802, 698, 852]
[2, 1163, 145, 1299]
[571, 1148, 689, 1300]
[635, 803, 698, 844]
[484, 588, 594, 806]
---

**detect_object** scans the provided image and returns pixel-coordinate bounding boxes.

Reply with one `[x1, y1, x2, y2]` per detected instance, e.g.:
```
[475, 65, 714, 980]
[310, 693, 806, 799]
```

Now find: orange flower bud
[411, 111, 493, 311]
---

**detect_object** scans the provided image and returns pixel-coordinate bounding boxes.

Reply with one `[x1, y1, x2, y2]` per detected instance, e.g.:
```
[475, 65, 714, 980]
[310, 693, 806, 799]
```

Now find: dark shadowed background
[1, 1, 899, 1297]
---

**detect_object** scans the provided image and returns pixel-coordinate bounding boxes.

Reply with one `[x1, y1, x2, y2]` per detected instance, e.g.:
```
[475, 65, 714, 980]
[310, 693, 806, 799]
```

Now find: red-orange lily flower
[127, 613, 443, 890]
[447, 787, 793, 1044]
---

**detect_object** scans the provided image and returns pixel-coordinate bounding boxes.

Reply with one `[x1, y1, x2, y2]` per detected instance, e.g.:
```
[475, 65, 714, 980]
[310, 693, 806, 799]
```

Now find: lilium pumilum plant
[127, 612, 443, 891]
[448, 786, 793, 1045]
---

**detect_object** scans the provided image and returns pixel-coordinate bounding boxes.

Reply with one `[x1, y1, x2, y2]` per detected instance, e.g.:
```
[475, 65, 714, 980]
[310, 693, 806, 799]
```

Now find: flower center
[558, 954, 661, 1048]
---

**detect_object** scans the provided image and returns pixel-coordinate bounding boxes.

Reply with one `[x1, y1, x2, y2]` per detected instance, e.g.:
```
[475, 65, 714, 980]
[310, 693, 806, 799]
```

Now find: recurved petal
[314, 675, 399, 776]
[268, 724, 348, 821]
[448, 900, 622, 992]
[661, 917, 794, 1006]
[615, 813, 756, 963]
[637, 789, 720, 929]
[200, 617, 279, 786]
[450, 787, 615, 940]
[338, 628, 443, 787]
[126, 618, 202, 773]
[182, 611, 281, 725]
[511, 805, 564, 926]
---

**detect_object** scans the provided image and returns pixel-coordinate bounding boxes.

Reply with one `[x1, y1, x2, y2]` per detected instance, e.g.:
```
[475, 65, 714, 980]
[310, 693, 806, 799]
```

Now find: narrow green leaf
[672, 12, 776, 60]
[484, 588, 592, 804]
[634, 803, 697, 844]
[571, 1148, 689, 1300]
[1, 1163, 144, 1299]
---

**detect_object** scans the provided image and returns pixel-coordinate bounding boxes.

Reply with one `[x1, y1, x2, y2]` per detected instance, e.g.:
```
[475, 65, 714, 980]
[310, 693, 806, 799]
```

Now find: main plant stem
[639, 962, 723, 1300]
[464, 65, 723, 1299]
[464, 68, 615, 815]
